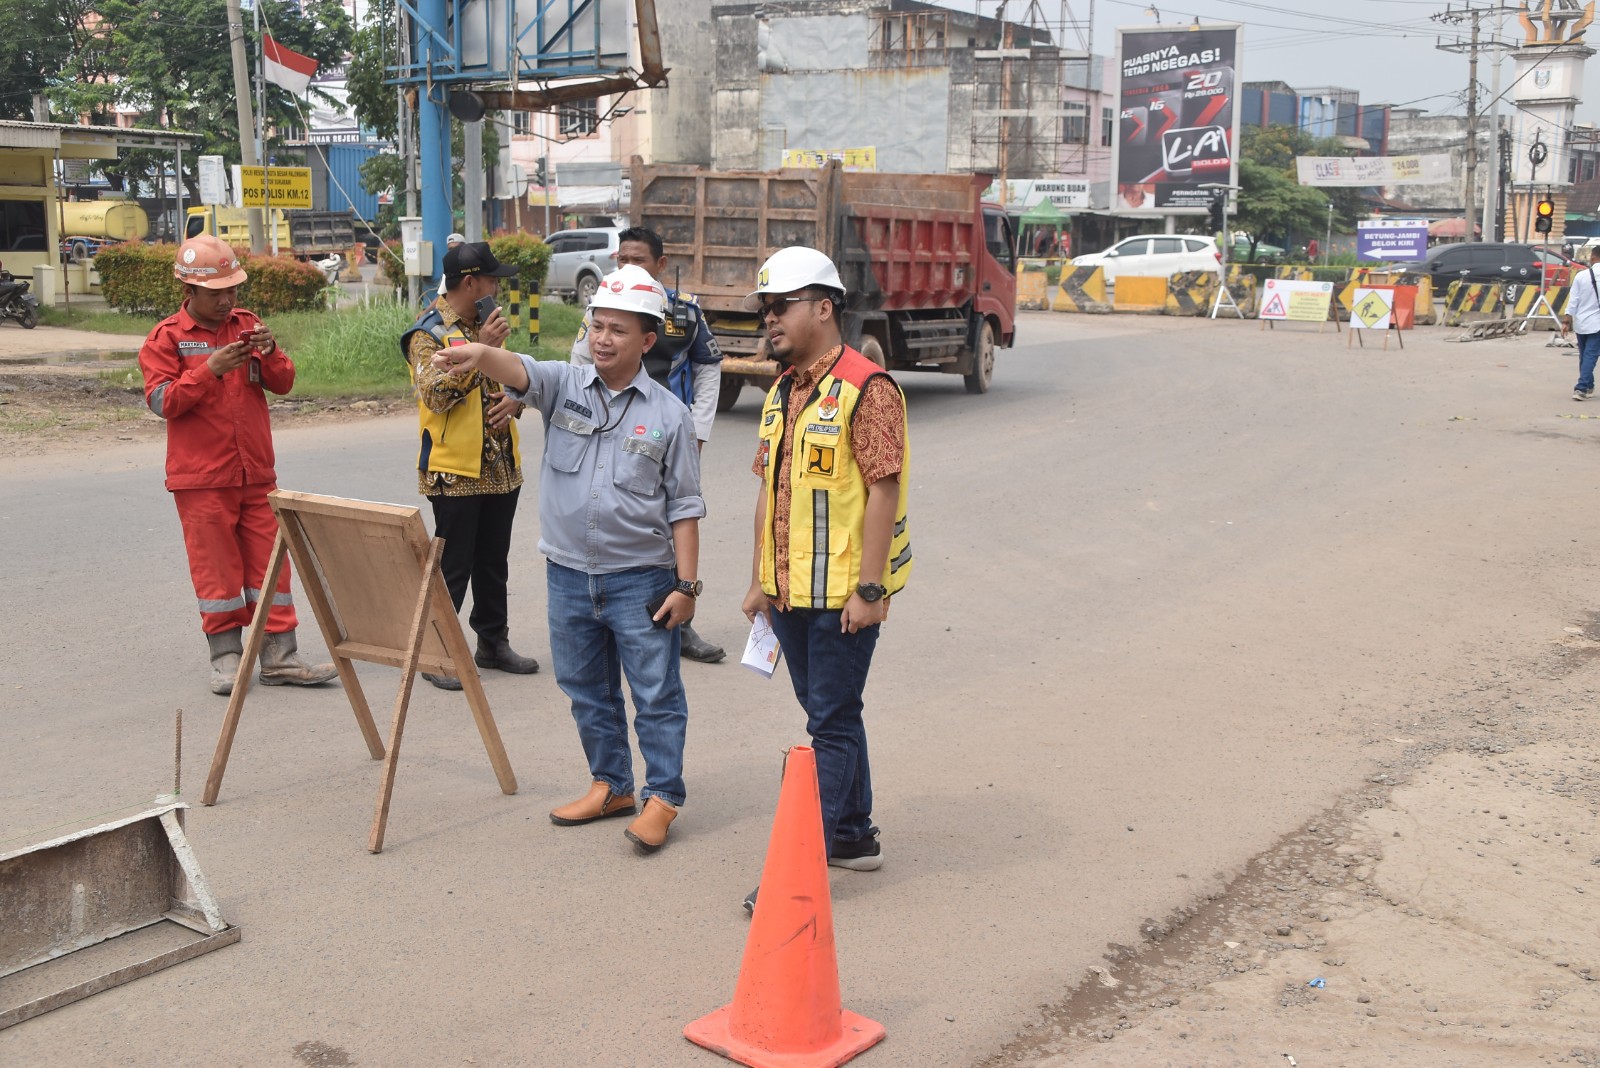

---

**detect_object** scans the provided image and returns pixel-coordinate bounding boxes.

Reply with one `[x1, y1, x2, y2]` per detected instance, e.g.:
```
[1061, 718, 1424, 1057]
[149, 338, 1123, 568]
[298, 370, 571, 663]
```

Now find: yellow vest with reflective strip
[757, 347, 912, 609]
[401, 310, 519, 480]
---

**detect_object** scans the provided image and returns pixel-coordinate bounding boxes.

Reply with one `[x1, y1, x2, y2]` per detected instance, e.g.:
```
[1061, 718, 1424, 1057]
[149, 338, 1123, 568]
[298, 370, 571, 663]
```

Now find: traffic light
[1207, 189, 1226, 232]
[1536, 198, 1555, 234]
[533, 158, 548, 188]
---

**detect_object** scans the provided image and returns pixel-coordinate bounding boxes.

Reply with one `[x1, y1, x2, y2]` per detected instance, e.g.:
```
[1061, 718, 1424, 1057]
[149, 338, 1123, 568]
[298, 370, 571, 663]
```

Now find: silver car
[544, 227, 622, 303]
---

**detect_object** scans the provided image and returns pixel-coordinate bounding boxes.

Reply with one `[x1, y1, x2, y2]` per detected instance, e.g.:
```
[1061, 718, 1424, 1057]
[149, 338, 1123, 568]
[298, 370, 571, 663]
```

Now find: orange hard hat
[173, 234, 248, 289]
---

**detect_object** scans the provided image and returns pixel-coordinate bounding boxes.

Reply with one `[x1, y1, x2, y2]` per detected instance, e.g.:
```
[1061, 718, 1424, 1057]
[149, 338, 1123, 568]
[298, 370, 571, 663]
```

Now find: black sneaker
[827, 829, 883, 871]
[742, 885, 758, 914]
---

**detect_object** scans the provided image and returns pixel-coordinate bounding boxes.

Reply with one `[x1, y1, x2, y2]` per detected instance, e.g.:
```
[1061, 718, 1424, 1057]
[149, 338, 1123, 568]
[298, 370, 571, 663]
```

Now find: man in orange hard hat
[137, 234, 339, 695]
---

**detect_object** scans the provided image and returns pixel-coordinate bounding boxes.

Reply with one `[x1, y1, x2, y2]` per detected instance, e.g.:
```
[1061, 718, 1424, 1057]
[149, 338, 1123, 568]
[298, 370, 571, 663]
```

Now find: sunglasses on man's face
[759, 295, 827, 319]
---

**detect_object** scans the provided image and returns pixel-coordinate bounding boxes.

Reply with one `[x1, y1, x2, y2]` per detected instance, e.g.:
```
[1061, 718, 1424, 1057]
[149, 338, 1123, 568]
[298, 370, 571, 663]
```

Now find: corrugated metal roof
[0, 122, 60, 150]
[0, 120, 202, 156]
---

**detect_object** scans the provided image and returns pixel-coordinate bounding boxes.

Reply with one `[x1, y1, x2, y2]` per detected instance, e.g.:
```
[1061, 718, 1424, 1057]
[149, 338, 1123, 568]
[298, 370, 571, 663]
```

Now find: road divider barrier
[1223, 274, 1258, 316]
[1111, 275, 1169, 314]
[1165, 271, 1217, 316]
[1015, 259, 1053, 310]
[1443, 282, 1504, 326]
[1051, 266, 1111, 313]
[1504, 283, 1568, 328]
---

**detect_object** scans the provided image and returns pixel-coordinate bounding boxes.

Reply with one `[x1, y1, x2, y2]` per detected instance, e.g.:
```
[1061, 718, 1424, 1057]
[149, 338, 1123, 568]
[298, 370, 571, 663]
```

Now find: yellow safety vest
[401, 307, 519, 480]
[757, 346, 912, 609]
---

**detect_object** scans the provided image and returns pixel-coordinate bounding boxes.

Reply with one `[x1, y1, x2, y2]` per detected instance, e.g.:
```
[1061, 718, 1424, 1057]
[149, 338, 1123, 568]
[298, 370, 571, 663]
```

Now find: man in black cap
[400, 241, 540, 688]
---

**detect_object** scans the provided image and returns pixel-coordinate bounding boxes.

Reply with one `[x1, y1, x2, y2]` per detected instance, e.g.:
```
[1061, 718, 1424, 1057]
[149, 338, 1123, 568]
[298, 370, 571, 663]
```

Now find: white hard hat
[743, 246, 845, 311]
[588, 264, 667, 323]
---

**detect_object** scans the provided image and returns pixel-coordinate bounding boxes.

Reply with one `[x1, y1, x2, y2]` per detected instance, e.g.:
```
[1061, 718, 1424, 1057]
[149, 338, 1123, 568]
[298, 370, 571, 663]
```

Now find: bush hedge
[377, 239, 407, 291]
[97, 242, 330, 317]
[489, 231, 551, 292]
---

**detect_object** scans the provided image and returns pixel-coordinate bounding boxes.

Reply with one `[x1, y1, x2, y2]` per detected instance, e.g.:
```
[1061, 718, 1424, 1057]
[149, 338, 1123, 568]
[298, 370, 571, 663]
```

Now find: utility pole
[464, 120, 483, 242]
[1483, 5, 1506, 238]
[225, 0, 264, 253]
[1433, 4, 1516, 241]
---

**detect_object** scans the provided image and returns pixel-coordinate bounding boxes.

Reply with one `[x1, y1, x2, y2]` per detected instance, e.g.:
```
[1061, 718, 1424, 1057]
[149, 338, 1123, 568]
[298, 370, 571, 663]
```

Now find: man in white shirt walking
[1562, 246, 1600, 401]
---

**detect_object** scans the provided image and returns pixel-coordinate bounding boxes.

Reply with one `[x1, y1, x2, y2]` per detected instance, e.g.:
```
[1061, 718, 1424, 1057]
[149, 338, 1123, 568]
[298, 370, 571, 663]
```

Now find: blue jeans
[1577, 332, 1600, 393]
[546, 562, 687, 807]
[766, 607, 880, 846]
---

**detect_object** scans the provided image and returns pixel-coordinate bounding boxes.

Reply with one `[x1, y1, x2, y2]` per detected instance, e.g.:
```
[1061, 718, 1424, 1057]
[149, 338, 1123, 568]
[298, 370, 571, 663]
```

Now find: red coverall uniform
[138, 302, 298, 636]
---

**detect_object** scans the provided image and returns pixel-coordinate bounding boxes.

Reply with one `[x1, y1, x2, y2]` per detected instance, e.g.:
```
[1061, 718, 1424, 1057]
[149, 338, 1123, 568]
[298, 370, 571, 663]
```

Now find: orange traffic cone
[684, 746, 885, 1067]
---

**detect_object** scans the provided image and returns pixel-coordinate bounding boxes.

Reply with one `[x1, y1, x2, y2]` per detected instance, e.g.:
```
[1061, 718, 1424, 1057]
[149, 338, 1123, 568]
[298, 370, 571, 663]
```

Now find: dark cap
[443, 241, 517, 280]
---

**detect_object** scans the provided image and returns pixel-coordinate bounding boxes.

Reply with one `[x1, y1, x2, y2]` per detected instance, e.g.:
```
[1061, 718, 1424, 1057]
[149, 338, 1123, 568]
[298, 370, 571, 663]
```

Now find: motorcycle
[313, 253, 343, 285]
[0, 269, 39, 329]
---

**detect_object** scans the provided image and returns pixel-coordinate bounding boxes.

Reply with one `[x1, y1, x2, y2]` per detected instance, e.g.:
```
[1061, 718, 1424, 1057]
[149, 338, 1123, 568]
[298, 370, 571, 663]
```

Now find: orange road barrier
[684, 746, 885, 1068]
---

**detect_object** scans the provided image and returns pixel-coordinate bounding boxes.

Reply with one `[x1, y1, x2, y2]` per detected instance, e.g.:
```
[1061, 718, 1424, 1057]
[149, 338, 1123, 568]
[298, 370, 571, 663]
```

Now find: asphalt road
[2, 312, 1595, 1066]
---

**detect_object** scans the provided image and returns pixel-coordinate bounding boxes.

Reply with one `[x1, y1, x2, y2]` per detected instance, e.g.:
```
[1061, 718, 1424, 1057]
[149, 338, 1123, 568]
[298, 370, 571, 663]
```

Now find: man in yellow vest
[739, 247, 912, 911]
[401, 241, 540, 689]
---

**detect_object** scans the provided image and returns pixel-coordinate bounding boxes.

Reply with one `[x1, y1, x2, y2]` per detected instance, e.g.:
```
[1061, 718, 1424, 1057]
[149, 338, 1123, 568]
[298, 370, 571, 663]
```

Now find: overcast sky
[935, 0, 1600, 126]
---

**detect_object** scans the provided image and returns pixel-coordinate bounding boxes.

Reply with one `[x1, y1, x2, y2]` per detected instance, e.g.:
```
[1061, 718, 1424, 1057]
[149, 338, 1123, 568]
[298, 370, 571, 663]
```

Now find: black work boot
[679, 623, 726, 664]
[474, 633, 539, 674]
[421, 672, 463, 691]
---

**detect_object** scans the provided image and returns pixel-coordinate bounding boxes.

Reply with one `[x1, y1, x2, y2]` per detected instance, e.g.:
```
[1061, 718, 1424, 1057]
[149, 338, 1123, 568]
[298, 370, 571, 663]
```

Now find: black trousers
[427, 487, 520, 642]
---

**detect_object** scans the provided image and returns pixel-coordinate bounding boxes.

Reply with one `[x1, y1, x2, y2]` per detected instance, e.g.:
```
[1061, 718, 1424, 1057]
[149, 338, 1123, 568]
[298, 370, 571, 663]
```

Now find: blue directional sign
[1357, 220, 1430, 262]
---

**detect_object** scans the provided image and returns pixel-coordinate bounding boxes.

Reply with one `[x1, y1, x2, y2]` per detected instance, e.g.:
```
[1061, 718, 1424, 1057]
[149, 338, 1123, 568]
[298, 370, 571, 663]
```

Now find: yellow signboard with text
[781, 148, 878, 172]
[1259, 278, 1333, 323]
[237, 166, 313, 209]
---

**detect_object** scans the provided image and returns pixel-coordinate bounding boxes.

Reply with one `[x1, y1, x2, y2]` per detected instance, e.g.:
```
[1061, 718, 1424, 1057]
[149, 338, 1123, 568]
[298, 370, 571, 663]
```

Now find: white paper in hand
[741, 614, 782, 678]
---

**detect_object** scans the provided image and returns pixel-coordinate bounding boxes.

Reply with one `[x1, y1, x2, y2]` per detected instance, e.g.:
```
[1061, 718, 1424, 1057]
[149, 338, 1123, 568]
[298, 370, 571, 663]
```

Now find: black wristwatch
[674, 579, 703, 598]
[855, 582, 888, 603]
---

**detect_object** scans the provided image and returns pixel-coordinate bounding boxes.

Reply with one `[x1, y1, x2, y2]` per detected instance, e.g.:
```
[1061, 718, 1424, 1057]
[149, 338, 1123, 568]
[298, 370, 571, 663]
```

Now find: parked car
[544, 226, 622, 303]
[1071, 234, 1221, 283]
[1390, 242, 1572, 288]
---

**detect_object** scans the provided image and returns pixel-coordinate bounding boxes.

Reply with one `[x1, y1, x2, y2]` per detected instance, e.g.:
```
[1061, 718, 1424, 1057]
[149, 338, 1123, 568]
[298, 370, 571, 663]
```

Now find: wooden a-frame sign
[202, 490, 518, 852]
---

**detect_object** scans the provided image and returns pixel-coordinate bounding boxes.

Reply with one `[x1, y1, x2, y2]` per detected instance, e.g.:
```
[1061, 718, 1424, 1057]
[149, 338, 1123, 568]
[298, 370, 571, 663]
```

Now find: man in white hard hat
[428, 233, 468, 304]
[571, 225, 728, 665]
[739, 246, 912, 912]
[138, 235, 339, 695]
[436, 264, 704, 855]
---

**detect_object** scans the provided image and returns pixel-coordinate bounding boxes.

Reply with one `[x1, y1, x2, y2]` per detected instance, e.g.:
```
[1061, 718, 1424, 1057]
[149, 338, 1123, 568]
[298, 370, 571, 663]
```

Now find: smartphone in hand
[475, 294, 498, 325]
[645, 592, 669, 628]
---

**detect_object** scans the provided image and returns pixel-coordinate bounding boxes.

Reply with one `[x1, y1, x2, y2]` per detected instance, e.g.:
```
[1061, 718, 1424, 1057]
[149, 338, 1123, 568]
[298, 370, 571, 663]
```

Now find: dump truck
[183, 207, 358, 275]
[58, 201, 149, 262]
[629, 157, 1019, 410]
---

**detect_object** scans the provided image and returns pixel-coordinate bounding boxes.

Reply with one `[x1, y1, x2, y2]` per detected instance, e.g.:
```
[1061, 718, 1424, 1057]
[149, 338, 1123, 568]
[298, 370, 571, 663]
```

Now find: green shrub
[377, 239, 407, 291]
[96, 243, 180, 316]
[243, 255, 331, 314]
[489, 231, 551, 292]
[97, 243, 331, 317]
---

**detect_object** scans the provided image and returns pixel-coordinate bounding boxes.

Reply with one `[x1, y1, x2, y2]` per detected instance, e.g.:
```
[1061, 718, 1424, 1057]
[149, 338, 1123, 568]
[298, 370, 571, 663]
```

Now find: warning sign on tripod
[1352, 289, 1392, 329]
[1348, 285, 1407, 350]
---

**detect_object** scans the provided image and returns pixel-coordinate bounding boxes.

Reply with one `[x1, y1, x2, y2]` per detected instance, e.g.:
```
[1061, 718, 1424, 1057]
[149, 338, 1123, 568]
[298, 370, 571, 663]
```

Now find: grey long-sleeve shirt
[504, 356, 705, 574]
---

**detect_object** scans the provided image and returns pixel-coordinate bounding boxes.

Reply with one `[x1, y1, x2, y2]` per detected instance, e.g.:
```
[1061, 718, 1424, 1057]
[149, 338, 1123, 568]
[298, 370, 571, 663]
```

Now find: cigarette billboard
[1112, 23, 1242, 214]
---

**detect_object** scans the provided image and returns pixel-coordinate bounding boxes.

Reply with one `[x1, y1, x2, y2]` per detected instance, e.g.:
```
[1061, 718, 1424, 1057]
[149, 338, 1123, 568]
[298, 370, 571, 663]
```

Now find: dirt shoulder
[987, 624, 1600, 1068]
[0, 342, 404, 457]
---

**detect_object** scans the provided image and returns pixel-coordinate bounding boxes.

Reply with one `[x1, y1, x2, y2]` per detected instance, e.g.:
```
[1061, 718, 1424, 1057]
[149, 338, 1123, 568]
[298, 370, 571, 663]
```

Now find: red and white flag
[263, 35, 318, 96]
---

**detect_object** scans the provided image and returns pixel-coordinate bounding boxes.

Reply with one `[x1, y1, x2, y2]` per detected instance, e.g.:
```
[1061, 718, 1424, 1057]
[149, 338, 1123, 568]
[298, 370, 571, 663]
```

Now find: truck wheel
[70, 239, 91, 264]
[964, 321, 995, 395]
[716, 376, 743, 412]
[859, 336, 887, 368]
[576, 273, 599, 306]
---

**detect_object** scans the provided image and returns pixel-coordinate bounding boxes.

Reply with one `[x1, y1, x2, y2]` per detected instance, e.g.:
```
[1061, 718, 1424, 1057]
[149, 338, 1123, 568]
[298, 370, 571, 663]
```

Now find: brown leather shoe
[624, 797, 677, 854]
[549, 782, 636, 826]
